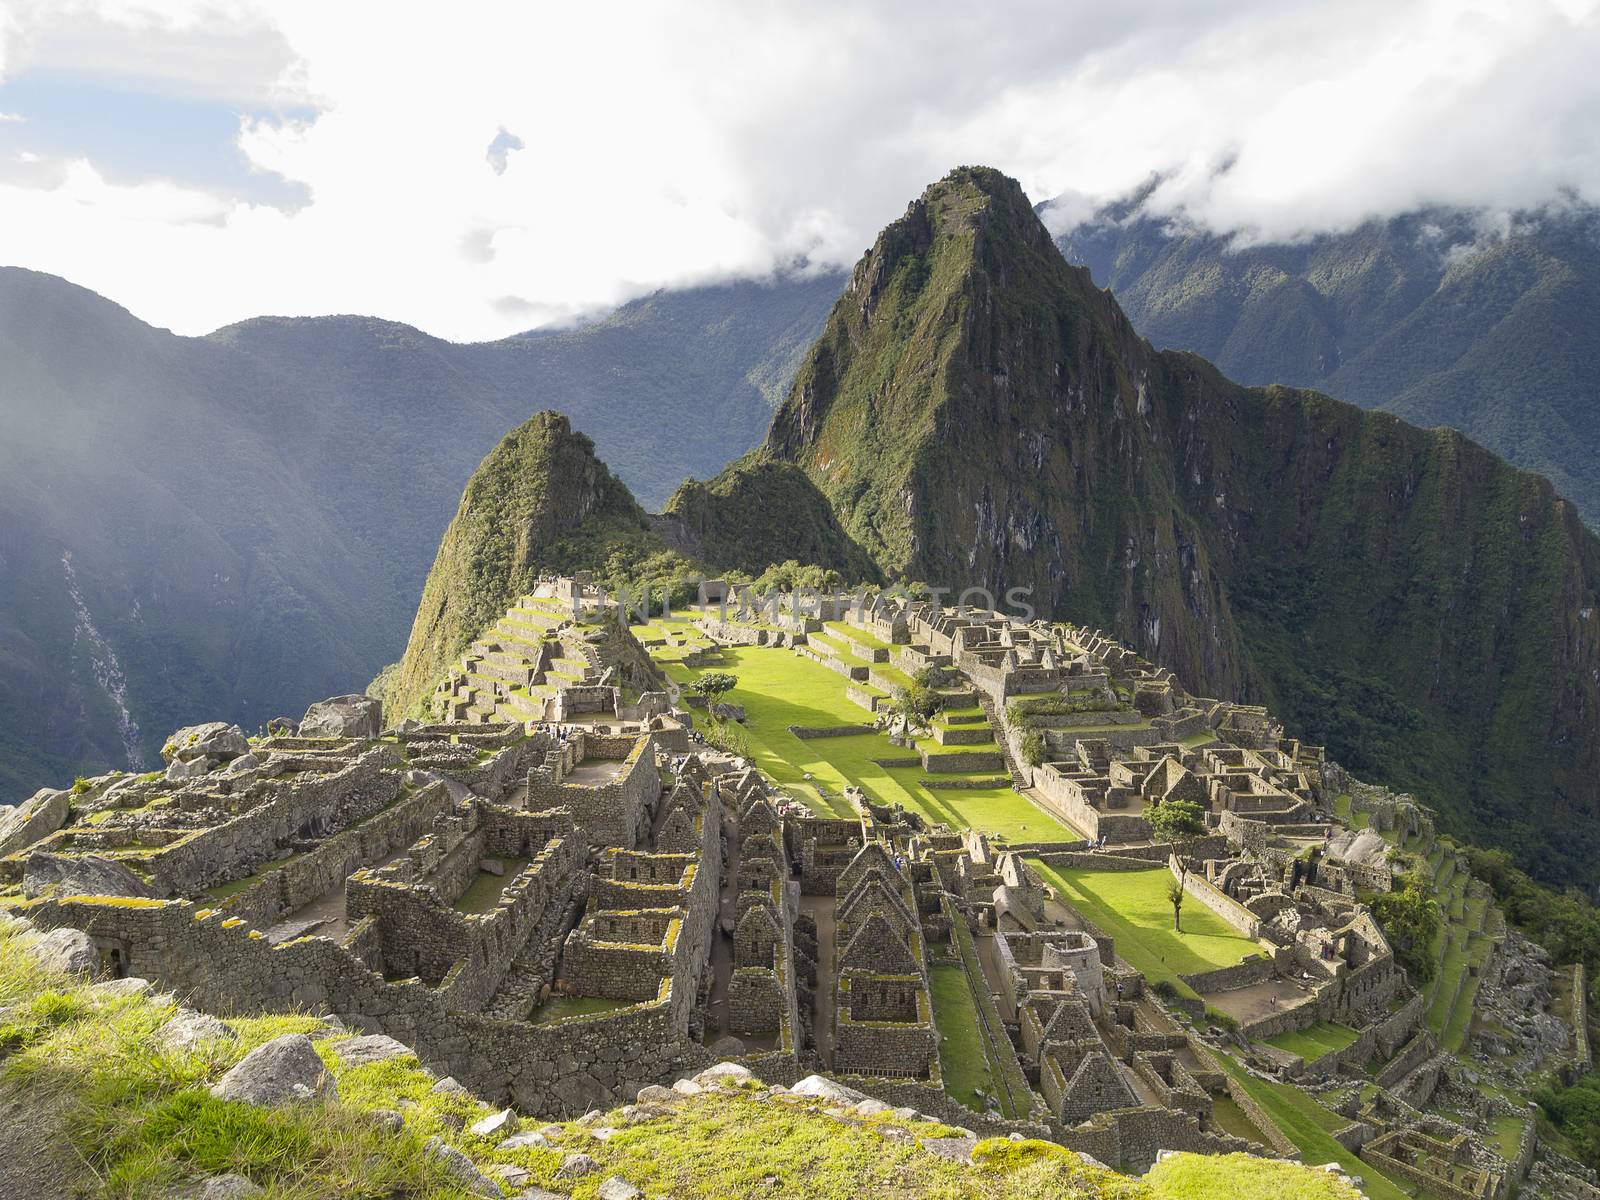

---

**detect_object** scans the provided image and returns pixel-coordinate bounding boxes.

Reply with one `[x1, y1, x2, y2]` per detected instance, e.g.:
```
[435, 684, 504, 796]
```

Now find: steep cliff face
[388, 411, 663, 717]
[755, 167, 1600, 881]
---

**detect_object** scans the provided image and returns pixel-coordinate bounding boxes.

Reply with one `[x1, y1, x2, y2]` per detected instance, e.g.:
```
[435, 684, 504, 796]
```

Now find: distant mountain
[685, 167, 1600, 885]
[0, 267, 842, 802]
[1054, 194, 1600, 524]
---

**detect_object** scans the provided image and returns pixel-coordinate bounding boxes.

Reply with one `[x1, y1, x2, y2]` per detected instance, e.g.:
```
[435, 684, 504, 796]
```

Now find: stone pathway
[800, 893, 838, 1066]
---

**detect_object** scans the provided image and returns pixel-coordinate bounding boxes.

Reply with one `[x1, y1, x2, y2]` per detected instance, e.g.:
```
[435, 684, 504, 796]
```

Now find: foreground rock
[0, 787, 69, 856]
[157, 1009, 239, 1053]
[22, 851, 156, 900]
[332, 1033, 412, 1067]
[209, 1034, 337, 1106]
[299, 694, 383, 739]
[30, 926, 98, 976]
[423, 1137, 503, 1197]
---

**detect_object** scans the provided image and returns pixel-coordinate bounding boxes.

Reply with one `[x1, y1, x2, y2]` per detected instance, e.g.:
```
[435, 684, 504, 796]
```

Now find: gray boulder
[166, 756, 216, 782]
[789, 1074, 869, 1105]
[423, 1137, 503, 1198]
[22, 851, 156, 900]
[165, 722, 251, 763]
[225, 753, 262, 774]
[299, 695, 383, 739]
[0, 788, 70, 857]
[556, 1153, 598, 1179]
[265, 717, 298, 737]
[158, 1008, 239, 1053]
[470, 1108, 515, 1138]
[332, 1033, 413, 1067]
[163, 1174, 264, 1199]
[31, 926, 97, 976]
[598, 1179, 642, 1200]
[209, 1034, 337, 1106]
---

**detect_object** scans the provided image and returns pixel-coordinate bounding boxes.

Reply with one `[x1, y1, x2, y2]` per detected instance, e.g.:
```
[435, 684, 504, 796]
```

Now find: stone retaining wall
[26, 894, 719, 1116]
[216, 782, 455, 930]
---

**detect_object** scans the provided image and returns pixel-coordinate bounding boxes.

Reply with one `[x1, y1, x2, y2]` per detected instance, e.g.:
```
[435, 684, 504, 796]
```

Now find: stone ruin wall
[215, 780, 457, 932]
[26, 894, 710, 1116]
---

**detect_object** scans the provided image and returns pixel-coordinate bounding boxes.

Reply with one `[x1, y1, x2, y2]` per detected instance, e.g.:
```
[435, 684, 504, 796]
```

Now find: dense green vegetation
[1460, 844, 1600, 972]
[1535, 1071, 1600, 1167]
[1369, 872, 1445, 985]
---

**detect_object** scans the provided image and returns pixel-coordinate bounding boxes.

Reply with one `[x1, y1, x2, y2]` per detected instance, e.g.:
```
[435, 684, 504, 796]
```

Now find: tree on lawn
[1149, 799, 1207, 932]
[1165, 874, 1186, 932]
[689, 672, 738, 705]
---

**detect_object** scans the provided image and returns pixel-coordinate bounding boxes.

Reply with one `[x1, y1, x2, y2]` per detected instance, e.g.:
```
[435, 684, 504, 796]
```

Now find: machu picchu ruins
[7, 574, 1596, 1199]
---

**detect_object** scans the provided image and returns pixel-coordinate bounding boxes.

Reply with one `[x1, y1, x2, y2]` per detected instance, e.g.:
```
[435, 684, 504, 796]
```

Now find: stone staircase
[975, 691, 1029, 788]
[436, 596, 605, 725]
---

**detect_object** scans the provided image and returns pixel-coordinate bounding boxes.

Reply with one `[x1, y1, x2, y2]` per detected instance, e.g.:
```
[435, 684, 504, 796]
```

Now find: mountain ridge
[0, 265, 839, 802]
[700, 166, 1600, 884]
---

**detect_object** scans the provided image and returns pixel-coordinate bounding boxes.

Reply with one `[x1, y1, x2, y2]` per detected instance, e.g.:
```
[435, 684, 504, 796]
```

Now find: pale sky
[1, 0, 1598, 341]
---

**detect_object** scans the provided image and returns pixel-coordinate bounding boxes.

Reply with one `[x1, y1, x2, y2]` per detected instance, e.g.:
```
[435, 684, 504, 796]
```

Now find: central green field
[1026, 860, 1260, 993]
[644, 621, 1070, 841]
[1262, 1022, 1361, 1063]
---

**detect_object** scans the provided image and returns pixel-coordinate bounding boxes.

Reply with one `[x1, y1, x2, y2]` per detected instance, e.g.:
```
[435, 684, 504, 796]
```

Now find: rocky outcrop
[164, 723, 250, 763]
[0, 788, 69, 856]
[22, 852, 156, 900]
[209, 1034, 337, 1107]
[298, 695, 382, 740]
[30, 926, 97, 976]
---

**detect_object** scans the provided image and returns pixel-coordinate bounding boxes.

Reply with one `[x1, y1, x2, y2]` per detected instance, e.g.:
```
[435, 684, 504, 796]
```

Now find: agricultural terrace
[643, 617, 1072, 843]
[1025, 860, 1261, 997]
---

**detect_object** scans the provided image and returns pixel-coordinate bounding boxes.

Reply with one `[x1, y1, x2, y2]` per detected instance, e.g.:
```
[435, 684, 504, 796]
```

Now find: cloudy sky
[1, 0, 1597, 341]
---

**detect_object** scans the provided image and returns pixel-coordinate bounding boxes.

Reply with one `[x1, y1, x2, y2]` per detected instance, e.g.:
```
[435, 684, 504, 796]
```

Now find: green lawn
[662, 643, 1070, 840]
[1488, 1113, 1526, 1160]
[1263, 1022, 1361, 1062]
[929, 965, 995, 1110]
[532, 995, 631, 1024]
[452, 859, 529, 915]
[1208, 1095, 1271, 1146]
[1026, 861, 1260, 995]
[1214, 1053, 1410, 1200]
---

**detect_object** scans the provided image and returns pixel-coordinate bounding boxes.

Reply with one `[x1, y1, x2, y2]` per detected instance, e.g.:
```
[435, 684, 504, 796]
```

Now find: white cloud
[0, 111, 22, 122]
[0, 0, 1598, 341]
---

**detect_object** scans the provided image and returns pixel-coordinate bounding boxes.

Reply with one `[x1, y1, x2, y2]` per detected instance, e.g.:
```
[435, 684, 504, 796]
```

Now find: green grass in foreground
[0, 917, 1368, 1199]
[1262, 1022, 1362, 1063]
[1026, 861, 1259, 995]
[929, 964, 995, 1110]
[662, 643, 1070, 839]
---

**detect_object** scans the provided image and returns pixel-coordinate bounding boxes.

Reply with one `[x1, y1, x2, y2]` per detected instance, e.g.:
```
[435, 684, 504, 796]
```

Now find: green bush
[1370, 872, 1443, 984]
[1019, 729, 1046, 767]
